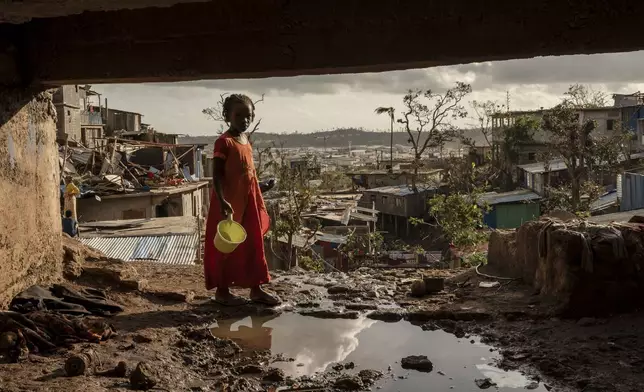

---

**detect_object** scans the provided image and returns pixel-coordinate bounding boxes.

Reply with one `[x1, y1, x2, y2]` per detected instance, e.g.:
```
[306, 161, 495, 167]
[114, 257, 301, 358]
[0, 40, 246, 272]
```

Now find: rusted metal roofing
[80, 234, 198, 265]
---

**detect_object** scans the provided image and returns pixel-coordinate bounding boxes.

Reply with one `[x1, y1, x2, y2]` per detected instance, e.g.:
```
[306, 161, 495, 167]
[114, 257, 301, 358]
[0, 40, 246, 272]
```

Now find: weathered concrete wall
[0, 89, 61, 306]
[77, 195, 161, 222]
[77, 188, 205, 222]
[489, 219, 644, 316]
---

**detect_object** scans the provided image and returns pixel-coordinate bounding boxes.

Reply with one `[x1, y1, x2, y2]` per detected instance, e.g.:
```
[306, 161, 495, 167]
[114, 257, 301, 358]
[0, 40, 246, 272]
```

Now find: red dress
[203, 132, 271, 290]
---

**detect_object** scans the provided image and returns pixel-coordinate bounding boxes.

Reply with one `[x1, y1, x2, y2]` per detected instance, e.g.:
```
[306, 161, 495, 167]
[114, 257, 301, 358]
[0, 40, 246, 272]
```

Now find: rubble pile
[60, 138, 201, 197]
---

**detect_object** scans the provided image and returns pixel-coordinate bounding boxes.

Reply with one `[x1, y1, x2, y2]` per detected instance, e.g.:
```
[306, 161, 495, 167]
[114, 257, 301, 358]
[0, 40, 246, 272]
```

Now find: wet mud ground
[0, 262, 643, 391]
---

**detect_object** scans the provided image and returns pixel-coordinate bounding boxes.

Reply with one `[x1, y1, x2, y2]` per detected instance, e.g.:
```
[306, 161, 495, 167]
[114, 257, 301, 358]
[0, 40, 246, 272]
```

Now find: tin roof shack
[76, 182, 209, 222]
[516, 160, 569, 196]
[478, 189, 541, 229]
[79, 216, 200, 265]
[360, 185, 436, 237]
[348, 170, 442, 189]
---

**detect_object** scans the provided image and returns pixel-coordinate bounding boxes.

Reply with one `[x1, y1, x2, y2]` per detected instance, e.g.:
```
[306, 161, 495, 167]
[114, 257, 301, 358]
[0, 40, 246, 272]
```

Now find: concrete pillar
[0, 88, 61, 306]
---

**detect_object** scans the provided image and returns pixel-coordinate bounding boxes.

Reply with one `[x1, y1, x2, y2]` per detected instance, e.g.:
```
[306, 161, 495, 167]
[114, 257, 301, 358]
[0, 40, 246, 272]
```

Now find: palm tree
[375, 107, 395, 171]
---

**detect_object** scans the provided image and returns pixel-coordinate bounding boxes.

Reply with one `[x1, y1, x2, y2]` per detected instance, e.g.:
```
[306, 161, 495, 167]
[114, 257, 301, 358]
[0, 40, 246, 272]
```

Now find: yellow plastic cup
[214, 215, 247, 254]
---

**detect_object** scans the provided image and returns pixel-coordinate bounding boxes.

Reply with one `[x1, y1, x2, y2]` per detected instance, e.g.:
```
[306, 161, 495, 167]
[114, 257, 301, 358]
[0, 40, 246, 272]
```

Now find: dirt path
[0, 260, 642, 391]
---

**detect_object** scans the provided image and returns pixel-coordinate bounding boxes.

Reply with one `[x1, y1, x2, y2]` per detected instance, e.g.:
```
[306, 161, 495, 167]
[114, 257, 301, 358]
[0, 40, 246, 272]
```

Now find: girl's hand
[220, 199, 234, 217]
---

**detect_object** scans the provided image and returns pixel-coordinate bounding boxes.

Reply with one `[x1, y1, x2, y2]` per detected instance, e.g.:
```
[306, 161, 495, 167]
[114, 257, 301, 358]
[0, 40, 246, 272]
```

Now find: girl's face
[230, 102, 253, 133]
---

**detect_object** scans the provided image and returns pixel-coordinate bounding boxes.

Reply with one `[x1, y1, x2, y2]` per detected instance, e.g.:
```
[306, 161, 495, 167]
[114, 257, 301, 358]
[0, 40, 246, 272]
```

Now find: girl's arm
[213, 157, 233, 216]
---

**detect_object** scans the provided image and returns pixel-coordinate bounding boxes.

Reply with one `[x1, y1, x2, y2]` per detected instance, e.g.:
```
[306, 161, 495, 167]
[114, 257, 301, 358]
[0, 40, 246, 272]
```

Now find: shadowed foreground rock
[401, 355, 433, 372]
[488, 218, 644, 316]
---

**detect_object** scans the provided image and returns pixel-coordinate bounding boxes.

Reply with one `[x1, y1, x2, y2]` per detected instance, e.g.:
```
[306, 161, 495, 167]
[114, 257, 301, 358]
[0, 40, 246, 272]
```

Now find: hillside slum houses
[482, 92, 644, 220]
[54, 85, 211, 266]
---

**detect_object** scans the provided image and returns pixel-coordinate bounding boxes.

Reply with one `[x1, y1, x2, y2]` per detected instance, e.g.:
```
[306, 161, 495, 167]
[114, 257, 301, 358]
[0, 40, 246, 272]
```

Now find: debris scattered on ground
[366, 309, 405, 322]
[358, 369, 383, 386]
[236, 364, 263, 375]
[333, 375, 364, 390]
[327, 285, 354, 295]
[400, 355, 433, 372]
[129, 362, 157, 390]
[2, 260, 643, 392]
[410, 280, 426, 297]
[96, 361, 128, 378]
[263, 368, 286, 382]
[342, 302, 378, 311]
[65, 349, 101, 376]
[479, 281, 501, 288]
[475, 377, 496, 389]
[423, 277, 445, 293]
[299, 309, 359, 319]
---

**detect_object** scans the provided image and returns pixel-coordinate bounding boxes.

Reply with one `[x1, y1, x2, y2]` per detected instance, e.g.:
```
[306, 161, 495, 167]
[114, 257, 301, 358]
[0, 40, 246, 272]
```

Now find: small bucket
[214, 215, 247, 254]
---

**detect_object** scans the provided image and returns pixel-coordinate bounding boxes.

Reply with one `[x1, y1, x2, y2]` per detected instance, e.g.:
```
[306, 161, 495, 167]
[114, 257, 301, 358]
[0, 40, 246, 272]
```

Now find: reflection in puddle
[211, 313, 548, 391]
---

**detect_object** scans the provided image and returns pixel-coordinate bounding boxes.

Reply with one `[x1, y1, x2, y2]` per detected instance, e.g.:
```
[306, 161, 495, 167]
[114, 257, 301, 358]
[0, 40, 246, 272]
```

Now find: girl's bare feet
[250, 286, 281, 306]
[213, 287, 249, 306]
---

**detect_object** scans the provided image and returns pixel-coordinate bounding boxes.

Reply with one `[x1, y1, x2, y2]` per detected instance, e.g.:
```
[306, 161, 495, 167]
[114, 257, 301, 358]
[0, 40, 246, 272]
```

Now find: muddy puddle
[211, 313, 548, 391]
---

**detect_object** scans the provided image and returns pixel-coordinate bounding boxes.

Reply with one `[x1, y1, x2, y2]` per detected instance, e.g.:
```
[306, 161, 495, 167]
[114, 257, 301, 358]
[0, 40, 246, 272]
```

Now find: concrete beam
[5, 0, 644, 86]
[0, 0, 207, 24]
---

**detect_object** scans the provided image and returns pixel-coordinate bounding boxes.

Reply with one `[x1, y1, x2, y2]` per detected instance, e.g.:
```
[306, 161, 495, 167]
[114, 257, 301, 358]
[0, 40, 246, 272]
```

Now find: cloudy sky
[93, 50, 644, 136]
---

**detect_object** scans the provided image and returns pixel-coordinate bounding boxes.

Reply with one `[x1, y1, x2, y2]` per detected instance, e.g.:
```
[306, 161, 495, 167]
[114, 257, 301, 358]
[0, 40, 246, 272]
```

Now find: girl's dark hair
[222, 94, 255, 123]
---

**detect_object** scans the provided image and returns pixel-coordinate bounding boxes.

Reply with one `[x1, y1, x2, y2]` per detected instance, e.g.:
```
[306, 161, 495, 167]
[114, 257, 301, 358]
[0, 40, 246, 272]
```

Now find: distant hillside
[180, 128, 488, 149]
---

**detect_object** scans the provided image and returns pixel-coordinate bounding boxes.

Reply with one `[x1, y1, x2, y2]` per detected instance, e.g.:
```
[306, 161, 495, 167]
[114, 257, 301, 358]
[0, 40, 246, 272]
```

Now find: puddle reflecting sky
[211, 313, 548, 391]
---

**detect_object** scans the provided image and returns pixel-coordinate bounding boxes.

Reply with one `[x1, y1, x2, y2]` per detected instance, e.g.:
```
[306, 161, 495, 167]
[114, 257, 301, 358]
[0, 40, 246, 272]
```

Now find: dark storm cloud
[156, 68, 449, 95]
[455, 50, 644, 86]
[154, 50, 644, 95]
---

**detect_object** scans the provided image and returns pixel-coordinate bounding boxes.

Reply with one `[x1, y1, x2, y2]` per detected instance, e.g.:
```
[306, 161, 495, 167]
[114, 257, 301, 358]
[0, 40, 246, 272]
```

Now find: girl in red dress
[204, 94, 280, 306]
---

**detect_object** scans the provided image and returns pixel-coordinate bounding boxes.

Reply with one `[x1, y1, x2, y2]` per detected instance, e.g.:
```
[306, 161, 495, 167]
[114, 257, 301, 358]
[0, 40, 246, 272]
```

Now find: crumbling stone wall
[0, 89, 61, 306]
[489, 218, 644, 316]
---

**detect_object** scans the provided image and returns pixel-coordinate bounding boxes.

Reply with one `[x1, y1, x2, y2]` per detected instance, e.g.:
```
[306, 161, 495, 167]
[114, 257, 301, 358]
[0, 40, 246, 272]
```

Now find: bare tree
[202, 93, 266, 140]
[542, 101, 629, 213]
[270, 153, 318, 269]
[469, 100, 505, 148]
[375, 107, 395, 170]
[396, 82, 472, 191]
[563, 84, 608, 109]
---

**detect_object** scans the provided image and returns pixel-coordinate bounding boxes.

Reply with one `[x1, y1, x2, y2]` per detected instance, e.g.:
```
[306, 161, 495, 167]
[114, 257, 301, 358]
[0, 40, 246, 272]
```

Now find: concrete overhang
[0, 0, 640, 86]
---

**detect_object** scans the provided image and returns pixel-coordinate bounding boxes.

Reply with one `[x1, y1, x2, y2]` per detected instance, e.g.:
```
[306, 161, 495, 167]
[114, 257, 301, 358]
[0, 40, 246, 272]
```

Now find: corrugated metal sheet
[588, 208, 644, 224]
[590, 191, 618, 212]
[316, 233, 347, 244]
[620, 172, 644, 212]
[367, 185, 436, 196]
[518, 160, 568, 174]
[478, 190, 541, 206]
[80, 234, 198, 265]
